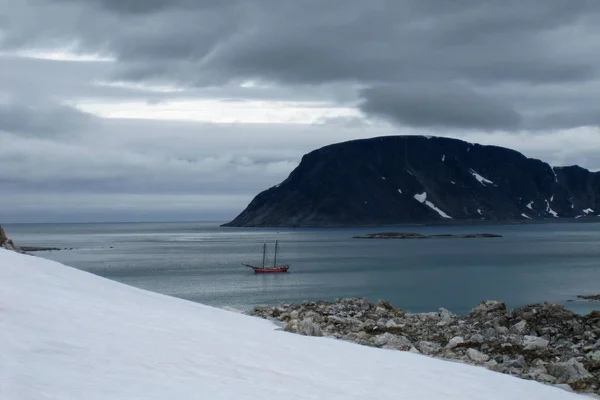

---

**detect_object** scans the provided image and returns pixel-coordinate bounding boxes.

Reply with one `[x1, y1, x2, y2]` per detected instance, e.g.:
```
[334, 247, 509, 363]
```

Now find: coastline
[221, 216, 600, 228]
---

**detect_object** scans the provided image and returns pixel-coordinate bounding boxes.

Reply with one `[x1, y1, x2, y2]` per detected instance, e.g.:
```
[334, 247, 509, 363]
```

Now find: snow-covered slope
[0, 249, 587, 400]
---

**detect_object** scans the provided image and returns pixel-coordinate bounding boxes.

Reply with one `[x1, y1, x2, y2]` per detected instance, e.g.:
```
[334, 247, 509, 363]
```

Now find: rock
[528, 367, 557, 384]
[504, 355, 526, 369]
[578, 294, 600, 301]
[377, 299, 402, 315]
[523, 335, 550, 350]
[418, 341, 442, 355]
[385, 319, 399, 329]
[283, 319, 298, 332]
[373, 333, 412, 350]
[446, 336, 465, 349]
[469, 333, 485, 343]
[488, 363, 507, 373]
[482, 327, 497, 339]
[296, 318, 323, 336]
[587, 351, 600, 362]
[466, 348, 490, 363]
[0, 225, 18, 252]
[547, 358, 593, 383]
[495, 325, 509, 335]
[510, 320, 528, 335]
[469, 301, 506, 317]
[439, 308, 455, 324]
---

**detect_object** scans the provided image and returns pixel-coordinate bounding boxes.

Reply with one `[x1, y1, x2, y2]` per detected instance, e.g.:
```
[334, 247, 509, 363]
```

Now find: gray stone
[466, 348, 490, 363]
[470, 333, 485, 343]
[510, 320, 528, 334]
[504, 355, 526, 369]
[523, 335, 549, 350]
[495, 325, 509, 335]
[418, 341, 442, 355]
[446, 336, 465, 349]
[572, 321, 584, 335]
[587, 351, 600, 362]
[373, 333, 412, 350]
[297, 318, 323, 337]
[482, 328, 497, 339]
[284, 319, 298, 332]
[469, 300, 506, 316]
[439, 308, 455, 324]
[528, 366, 557, 383]
[488, 363, 507, 373]
[385, 319, 402, 329]
[547, 358, 592, 383]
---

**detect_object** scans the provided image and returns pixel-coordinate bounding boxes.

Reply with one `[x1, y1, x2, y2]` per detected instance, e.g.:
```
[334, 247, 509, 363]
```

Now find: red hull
[252, 266, 289, 273]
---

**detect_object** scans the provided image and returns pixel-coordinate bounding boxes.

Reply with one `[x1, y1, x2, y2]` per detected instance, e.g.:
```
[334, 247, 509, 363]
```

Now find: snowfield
[0, 249, 588, 400]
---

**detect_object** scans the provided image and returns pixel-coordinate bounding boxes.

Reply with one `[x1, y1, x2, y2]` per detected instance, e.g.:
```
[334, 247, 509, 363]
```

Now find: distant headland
[223, 135, 599, 227]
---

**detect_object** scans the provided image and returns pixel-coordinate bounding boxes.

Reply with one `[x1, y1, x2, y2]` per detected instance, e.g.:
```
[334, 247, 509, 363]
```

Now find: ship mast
[262, 241, 266, 268]
[273, 240, 278, 267]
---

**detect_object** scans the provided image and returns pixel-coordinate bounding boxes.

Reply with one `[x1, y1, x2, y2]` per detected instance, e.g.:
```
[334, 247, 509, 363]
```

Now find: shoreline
[221, 216, 600, 228]
[249, 297, 600, 395]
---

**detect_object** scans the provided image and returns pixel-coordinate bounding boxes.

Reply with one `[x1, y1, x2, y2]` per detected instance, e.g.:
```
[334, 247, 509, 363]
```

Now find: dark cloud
[0, 100, 97, 137]
[52, 0, 226, 14]
[528, 110, 600, 131]
[358, 84, 522, 130]
[1, 0, 594, 131]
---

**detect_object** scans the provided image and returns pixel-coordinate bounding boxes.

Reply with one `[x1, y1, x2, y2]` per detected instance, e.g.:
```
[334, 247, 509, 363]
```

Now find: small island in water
[353, 232, 502, 239]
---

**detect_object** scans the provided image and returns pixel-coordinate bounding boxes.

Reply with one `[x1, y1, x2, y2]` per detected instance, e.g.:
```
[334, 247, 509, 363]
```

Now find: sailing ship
[243, 240, 290, 273]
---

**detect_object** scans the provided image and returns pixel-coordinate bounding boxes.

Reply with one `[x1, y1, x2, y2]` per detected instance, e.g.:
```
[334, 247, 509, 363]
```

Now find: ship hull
[252, 266, 289, 273]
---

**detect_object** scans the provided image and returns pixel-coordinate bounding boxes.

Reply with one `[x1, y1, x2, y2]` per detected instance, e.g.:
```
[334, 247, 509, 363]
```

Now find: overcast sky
[2, 0, 600, 223]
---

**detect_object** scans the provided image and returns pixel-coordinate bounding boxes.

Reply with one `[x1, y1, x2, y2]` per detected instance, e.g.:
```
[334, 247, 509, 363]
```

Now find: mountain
[223, 136, 600, 227]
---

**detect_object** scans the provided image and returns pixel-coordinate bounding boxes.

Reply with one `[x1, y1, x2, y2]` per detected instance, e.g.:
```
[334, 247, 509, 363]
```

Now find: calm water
[6, 222, 600, 315]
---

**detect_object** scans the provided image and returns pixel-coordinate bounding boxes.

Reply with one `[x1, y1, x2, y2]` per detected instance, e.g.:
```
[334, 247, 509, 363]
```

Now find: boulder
[439, 308, 455, 325]
[446, 336, 465, 349]
[523, 335, 549, 350]
[510, 320, 528, 335]
[466, 348, 490, 363]
[296, 318, 323, 337]
[587, 351, 600, 362]
[503, 355, 526, 369]
[547, 358, 592, 383]
[0, 225, 17, 251]
[373, 333, 412, 350]
[469, 301, 506, 318]
[418, 341, 442, 355]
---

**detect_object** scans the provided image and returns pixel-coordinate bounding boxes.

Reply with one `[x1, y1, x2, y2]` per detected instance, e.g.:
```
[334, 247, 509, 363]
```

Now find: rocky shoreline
[0, 225, 67, 253]
[250, 297, 600, 395]
[353, 232, 502, 239]
[579, 295, 600, 302]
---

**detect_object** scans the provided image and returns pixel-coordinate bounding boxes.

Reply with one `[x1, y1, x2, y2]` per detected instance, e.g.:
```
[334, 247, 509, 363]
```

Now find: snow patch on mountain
[413, 192, 452, 219]
[469, 169, 496, 186]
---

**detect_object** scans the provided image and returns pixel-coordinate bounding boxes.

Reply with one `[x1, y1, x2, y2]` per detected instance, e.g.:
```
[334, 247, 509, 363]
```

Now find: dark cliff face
[223, 136, 600, 227]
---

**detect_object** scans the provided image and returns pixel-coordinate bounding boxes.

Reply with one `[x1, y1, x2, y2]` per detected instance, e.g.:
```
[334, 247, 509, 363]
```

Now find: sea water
[6, 221, 600, 315]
